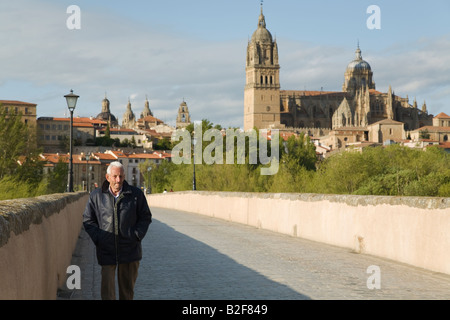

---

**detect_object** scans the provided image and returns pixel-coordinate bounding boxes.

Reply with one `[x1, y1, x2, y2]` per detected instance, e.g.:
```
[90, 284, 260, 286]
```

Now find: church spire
[258, 0, 266, 28]
[122, 98, 136, 129]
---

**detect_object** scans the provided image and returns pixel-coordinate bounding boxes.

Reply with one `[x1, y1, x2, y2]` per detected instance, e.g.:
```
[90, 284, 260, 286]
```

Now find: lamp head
[64, 89, 79, 112]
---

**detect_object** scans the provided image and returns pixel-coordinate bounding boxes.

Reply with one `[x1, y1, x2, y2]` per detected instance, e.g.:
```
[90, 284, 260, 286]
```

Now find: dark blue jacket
[83, 180, 152, 266]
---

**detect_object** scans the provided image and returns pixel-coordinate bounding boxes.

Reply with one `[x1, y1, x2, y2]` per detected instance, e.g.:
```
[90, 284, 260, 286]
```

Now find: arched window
[444, 135, 448, 142]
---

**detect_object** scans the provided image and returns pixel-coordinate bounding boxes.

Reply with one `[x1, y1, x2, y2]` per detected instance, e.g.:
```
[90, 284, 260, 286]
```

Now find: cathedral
[244, 5, 433, 143]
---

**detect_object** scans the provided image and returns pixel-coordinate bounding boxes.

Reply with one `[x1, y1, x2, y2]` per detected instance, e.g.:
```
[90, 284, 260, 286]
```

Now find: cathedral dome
[251, 27, 273, 43]
[96, 112, 118, 125]
[346, 47, 371, 71]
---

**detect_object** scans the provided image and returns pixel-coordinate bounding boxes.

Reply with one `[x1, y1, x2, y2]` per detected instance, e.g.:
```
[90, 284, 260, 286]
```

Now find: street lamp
[146, 166, 152, 194]
[86, 153, 90, 193]
[192, 136, 197, 191]
[65, 89, 79, 192]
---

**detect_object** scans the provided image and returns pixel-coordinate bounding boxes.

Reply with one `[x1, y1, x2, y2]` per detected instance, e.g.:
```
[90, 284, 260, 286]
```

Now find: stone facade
[244, 6, 434, 142]
[122, 99, 136, 129]
[0, 100, 37, 128]
[176, 100, 191, 129]
[96, 95, 119, 127]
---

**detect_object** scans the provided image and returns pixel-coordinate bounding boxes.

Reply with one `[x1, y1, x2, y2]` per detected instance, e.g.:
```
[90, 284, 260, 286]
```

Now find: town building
[243, 5, 434, 150]
[37, 117, 107, 152]
[40, 149, 172, 192]
[0, 100, 37, 127]
[176, 100, 191, 129]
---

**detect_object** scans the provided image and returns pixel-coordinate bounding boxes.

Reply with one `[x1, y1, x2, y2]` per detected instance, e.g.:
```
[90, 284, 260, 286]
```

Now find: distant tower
[122, 98, 136, 129]
[342, 45, 375, 96]
[96, 94, 118, 127]
[140, 96, 153, 118]
[176, 100, 191, 129]
[244, 3, 281, 131]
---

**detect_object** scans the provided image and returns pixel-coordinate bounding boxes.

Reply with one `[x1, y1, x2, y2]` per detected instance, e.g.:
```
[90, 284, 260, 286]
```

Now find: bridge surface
[59, 207, 450, 300]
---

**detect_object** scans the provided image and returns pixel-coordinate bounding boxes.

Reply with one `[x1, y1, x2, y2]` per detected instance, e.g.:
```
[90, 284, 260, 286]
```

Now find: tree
[130, 136, 137, 148]
[154, 138, 172, 150]
[0, 106, 41, 179]
[419, 129, 431, 140]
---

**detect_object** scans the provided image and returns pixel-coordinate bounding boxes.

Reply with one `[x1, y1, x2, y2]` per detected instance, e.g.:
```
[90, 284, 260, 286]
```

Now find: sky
[0, 0, 449, 129]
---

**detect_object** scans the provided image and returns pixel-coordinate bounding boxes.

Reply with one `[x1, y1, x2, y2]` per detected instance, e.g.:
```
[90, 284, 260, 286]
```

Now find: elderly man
[83, 161, 152, 300]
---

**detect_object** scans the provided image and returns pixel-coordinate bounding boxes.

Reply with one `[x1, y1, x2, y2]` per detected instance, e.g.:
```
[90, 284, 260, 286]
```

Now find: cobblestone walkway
[60, 207, 450, 300]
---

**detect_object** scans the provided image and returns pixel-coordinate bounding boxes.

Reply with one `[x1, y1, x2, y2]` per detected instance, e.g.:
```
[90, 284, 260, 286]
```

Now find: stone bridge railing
[148, 191, 450, 276]
[0, 192, 88, 300]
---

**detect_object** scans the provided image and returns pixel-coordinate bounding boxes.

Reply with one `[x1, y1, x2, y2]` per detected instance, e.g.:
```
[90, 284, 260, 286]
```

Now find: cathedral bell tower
[244, 4, 281, 131]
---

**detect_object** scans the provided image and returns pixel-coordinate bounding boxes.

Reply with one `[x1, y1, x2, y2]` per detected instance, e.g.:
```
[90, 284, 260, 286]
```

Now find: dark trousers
[101, 261, 140, 300]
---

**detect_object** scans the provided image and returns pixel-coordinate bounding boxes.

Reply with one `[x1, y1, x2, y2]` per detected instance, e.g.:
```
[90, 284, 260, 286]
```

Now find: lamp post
[146, 166, 152, 194]
[65, 90, 79, 192]
[192, 136, 197, 191]
[86, 153, 90, 193]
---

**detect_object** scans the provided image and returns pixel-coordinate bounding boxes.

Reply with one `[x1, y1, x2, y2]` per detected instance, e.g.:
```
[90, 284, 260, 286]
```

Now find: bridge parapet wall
[148, 192, 450, 275]
[0, 192, 88, 299]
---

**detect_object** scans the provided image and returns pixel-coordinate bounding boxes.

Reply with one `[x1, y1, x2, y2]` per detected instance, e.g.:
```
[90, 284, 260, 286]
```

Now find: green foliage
[156, 132, 449, 197]
[154, 138, 172, 150]
[0, 104, 70, 200]
[0, 107, 30, 178]
[419, 129, 431, 139]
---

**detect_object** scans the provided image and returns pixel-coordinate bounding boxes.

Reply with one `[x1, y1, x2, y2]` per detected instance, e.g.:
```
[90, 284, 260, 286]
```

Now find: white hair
[107, 161, 124, 174]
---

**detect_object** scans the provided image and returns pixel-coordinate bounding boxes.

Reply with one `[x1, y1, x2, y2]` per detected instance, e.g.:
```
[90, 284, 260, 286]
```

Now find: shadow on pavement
[136, 219, 311, 300]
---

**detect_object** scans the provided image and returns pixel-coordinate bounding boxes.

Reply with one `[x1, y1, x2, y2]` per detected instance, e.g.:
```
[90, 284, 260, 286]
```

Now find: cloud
[0, 1, 448, 130]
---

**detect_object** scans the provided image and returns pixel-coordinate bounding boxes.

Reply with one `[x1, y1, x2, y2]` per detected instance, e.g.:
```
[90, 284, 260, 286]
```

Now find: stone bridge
[0, 191, 449, 300]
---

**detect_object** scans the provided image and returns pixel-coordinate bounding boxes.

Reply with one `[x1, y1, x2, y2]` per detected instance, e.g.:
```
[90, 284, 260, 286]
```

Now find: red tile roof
[434, 112, 450, 119]
[0, 100, 37, 106]
[416, 126, 450, 132]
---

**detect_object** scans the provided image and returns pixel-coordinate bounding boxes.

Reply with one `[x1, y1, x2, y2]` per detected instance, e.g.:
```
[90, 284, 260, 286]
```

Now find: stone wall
[0, 192, 88, 300]
[147, 191, 450, 275]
